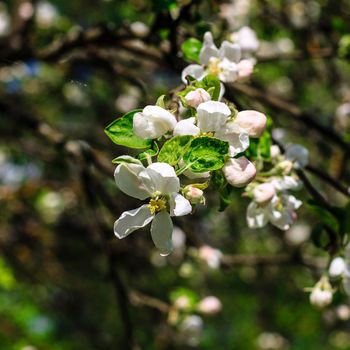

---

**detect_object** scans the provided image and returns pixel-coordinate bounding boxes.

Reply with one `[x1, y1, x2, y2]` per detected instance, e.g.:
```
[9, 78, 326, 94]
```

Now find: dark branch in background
[226, 83, 350, 154]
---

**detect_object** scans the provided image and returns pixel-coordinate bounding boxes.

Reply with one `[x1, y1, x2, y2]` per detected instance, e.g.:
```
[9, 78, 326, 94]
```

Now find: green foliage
[199, 75, 221, 101]
[111, 155, 142, 165]
[181, 38, 203, 63]
[105, 110, 152, 149]
[338, 34, 350, 59]
[183, 137, 229, 172]
[158, 135, 193, 165]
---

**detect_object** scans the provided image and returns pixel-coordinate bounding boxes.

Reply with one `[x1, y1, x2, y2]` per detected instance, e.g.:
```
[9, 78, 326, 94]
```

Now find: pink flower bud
[234, 110, 267, 138]
[197, 296, 222, 315]
[237, 59, 254, 78]
[185, 88, 211, 108]
[184, 185, 205, 205]
[222, 157, 256, 187]
[253, 183, 276, 204]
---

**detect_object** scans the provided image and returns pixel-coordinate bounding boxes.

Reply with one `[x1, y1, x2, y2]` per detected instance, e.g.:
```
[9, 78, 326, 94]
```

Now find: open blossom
[182, 32, 254, 84]
[247, 193, 302, 230]
[133, 105, 177, 139]
[114, 162, 191, 256]
[223, 157, 256, 187]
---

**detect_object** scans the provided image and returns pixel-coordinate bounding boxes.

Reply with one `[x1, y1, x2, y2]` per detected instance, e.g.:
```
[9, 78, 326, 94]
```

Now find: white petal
[114, 163, 150, 200]
[173, 118, 200, 136]
[222, 157, 256, 187]
[181, 64, 205, 84]
[199, 32, 219, 65]
[234, 110, 267, 138]
[284, 194, 302, 210]
[133, 105, 177, 139]
[217, 58, 238, 83]
[233, 26, 259, 53]
[247, 201, 269, 228]
[269, 210, 293, 231]
[114, 205, 154, 239]
[141, 162, 180, 195]
[151, 211, 173, 256]
[219, 41, 241, 62]
[170, 193, 192, 216]
[197, 101, 231, 132]
[329, 257, 347, 278]
[271, 176, 302, 191]
[215, 122, 249, 156]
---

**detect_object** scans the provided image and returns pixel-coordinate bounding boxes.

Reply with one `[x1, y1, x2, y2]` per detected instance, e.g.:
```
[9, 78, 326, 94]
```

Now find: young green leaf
[183, 137, 229, 172]
[181, 38, 203, 63]
[105, 110, 152, 149]
[199, 74, 221, 101]
[112, 155, 142, 165]
[158, 135, 193, 166]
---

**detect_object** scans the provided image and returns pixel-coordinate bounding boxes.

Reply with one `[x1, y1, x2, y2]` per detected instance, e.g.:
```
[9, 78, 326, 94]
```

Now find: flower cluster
[244, 143, 308, 230]
[182, 31, 255, 84]
[105, 32, 307, 255]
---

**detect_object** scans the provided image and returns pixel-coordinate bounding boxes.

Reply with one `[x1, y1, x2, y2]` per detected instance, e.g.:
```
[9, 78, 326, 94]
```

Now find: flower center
[208, 57, 221, 76]
[148, 198, 167, 214]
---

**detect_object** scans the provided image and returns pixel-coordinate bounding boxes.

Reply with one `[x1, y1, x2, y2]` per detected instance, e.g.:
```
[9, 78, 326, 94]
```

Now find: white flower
[270, 175, 302, 191]
[173, 117, 200, 136]
[197, 101, 250, 156]
[114, 162, 192, 256]
[230, 26, 259, 54]
[223, 157, 256, 187]
[285, 144, 309, 168]
[184, 88, 211, 108]
[234, 110, 267, 138]
[197, 296, 222, 315]
[181, 31, 255, 84]
[247, 194, 302, 230]
[253, 183, 276, 204]
[309, 277, 333, 308]
[329, 257, 347, 278]
[198, 245, 222, 269]
[133, 105, 177, 139]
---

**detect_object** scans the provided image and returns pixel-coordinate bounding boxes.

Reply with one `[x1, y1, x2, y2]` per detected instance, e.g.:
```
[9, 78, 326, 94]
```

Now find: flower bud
[197, 296, 222, 315]
[253, 183, 275, 204]
[234, 110, 267, 138]
[184, 185, 205, 205]
[309, 277, 333, 308]
[223, 157, 256, 188]
[277, 160, 294, 175]
[310, 288, 333, 308]
[237, 59, 254, 78]
[185, 88, 211, 108]
[329, 257, 347, 278]
[270, 145, 281, 159]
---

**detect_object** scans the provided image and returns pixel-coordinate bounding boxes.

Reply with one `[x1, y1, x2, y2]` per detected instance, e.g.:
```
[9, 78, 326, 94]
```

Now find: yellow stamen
[208, 57, 221, 76]
[148, 198, 167, 214]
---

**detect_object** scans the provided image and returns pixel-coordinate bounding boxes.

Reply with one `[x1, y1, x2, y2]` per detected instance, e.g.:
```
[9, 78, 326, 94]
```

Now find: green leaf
[183, 137, 229, 172]
[158, 135, 193, 166]
[138, 142, 160, 161]
[258, 130, 271, 160]
[105, 110, 152, 149]
[111, 155, 142, 165]
[199, 74, 221, 101]
[181, 38, 203, 63]
[338, 34, 350, 59]
[311, 223, 330, 249]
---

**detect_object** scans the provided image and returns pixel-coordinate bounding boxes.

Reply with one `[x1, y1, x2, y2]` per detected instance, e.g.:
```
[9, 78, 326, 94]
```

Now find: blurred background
[0, 0, 350, 349]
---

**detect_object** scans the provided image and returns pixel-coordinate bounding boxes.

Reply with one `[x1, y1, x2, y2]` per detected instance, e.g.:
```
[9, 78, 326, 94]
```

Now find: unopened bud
[223, 157, 256, 187]
[270, 145, 281, 159]
[329, 257, 347, 278]
[184, 185, 205, 205]
[234, 110, 267, 138]
[277, 160, 293, 174]
[309, 277, 333, 308]
[237, 59, 254, 78]
[197, 296, 222, 315]
[253, 183, 275, 204]
[185, 88, 211, 108]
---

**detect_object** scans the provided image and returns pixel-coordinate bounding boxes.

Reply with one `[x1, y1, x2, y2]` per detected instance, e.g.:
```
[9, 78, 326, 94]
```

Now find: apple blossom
[253, 183, 276, 204]
[234, 110, 267, 137]
[197, 296, 222, 315]
[247, 193, 302, 230]
[133, 105, 177, 139]
[114, 162, 192, 256]
[183, 185, 205, 205]
[309, 277, 333, 308]
[329, 257, 347, 278]
[230, 26, 259, 54]
[223, 157, 257, 187]
[184, 88, 211, 108]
